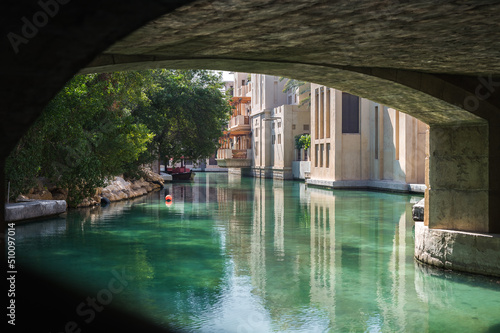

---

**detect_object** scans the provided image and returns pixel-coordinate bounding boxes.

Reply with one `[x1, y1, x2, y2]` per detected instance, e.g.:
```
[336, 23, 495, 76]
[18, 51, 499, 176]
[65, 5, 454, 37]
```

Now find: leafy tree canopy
[6, 73, 154, 205]
[6, 69, 231, 205]
[133, 69, 231, 165]
[294, 134, 311, 150]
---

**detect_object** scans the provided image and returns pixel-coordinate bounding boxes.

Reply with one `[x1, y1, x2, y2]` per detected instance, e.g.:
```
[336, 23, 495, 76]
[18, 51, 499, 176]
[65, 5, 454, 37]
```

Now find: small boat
[166, 167, 195, 181]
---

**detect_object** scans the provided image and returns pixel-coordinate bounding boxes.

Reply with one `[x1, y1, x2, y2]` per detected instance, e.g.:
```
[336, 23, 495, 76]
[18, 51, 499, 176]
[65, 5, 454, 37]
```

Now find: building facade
[218, 73, 310, 179]
[307, 84, 426, 192]
[217, 73, 253, 169]
[250, 74, 310, 179]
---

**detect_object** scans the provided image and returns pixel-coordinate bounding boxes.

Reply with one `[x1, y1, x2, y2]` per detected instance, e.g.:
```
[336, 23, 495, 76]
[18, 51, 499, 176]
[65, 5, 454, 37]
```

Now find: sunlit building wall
[308, 84, 426, 192]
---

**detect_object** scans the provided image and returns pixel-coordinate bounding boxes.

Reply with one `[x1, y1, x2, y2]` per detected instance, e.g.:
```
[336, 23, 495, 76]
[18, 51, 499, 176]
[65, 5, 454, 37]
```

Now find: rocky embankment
[17, 167, 164, 207]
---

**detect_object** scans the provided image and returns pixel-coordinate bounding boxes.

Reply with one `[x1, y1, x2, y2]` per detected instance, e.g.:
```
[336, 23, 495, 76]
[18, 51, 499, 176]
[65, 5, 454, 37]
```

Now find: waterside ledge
[5, 200, 67, 222]
[414, 222, 500, 278]
[306, 179, 426, 193]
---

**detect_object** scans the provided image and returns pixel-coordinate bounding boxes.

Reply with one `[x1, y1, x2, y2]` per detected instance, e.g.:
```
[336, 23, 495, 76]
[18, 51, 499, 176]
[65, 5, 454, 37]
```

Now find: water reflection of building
[304, 186, 424, 331]
[251, 178, 268, 296]
[222, 177, 424, 331]
[309, 188, 337, 320]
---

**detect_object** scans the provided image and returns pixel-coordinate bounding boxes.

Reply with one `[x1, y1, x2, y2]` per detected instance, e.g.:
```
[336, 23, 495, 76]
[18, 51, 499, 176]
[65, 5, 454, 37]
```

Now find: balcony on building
[229, 114, 250, 135]
[216, 147, 252, 168]
[216, 94, 252, 169]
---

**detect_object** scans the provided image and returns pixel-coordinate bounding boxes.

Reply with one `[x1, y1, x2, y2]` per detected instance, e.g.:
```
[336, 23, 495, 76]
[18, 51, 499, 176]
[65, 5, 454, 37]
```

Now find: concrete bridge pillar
[425, 123, 492, 232]
[416, 122, 500, 277]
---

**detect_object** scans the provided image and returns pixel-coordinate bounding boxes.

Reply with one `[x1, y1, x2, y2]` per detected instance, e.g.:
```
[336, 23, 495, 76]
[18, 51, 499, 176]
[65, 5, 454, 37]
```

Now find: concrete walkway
[5, 200, 67, 222]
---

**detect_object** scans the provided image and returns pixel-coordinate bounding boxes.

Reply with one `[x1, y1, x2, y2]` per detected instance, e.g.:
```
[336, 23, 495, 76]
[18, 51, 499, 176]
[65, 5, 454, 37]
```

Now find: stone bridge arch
[1, 0, 499, 276]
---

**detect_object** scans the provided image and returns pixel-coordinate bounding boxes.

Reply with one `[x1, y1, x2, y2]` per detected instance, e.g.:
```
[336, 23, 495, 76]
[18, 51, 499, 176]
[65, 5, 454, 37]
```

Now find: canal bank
[6, 167, 165, 222]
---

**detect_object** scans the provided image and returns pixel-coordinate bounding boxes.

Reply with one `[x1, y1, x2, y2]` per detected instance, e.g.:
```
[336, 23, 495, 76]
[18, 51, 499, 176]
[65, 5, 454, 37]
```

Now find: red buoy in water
[165, 194, 172, 202]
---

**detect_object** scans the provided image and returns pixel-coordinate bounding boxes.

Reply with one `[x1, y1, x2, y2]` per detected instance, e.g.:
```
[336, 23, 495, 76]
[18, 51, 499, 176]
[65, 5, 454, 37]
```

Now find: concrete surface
[5, 200, 67, 222]
[306, 179, 426, 193]
[415, 222, 500, 277]
[412, 198, 425, 222]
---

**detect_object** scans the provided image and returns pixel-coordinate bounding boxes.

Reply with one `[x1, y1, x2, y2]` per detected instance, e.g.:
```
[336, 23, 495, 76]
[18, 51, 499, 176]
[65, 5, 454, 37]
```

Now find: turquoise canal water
[16, 173, 500, 332]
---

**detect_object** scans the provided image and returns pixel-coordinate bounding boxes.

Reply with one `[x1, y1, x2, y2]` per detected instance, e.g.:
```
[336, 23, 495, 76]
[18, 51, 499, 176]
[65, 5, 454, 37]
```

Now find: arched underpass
[2, 0, 500, 329]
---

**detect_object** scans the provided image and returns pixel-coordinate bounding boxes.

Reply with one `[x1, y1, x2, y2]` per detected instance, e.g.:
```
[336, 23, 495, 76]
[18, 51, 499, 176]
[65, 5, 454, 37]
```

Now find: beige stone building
[218, 73, 311, 179]
[250, 74, 310, 179]
[217, 73, 253, 170]
[307, 84, 426, 192]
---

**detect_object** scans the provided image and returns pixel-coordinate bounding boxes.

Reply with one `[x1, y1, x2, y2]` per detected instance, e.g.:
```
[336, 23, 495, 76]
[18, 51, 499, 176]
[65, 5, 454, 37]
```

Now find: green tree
[6, 69, 231, 206]
[294, 133, 311, 150]
[299, 134, 311, 151]
[133, 69, 232, 165]
[6, 73, 154, 206]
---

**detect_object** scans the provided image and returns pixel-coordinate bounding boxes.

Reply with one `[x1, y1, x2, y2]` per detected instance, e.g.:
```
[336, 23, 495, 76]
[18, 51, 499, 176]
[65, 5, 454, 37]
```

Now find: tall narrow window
[278, 134, 281, 144]
[326, 143, 330, 168]
[315, 90, 319, 139]
[374, 106, 379, 160]
[320, 144, 324, 167]
[315, 144, 319, 167]
[260, 76, 263, 108]
[274, 81, 278, 104]
[326, 89, 331, 138]
[320, 88, 324, 139]
[395, 110, 400, 160]
[342, 92, 360, 133]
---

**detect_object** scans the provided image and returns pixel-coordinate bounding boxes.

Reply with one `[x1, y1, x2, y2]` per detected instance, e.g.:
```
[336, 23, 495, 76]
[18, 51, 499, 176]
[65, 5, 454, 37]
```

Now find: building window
[326, 89, 331, 138]
[292, 124, 296, 130]
[320, 88, 324, 139]
[320, 144, 324, 167]
[303, 124, 310, 131]
[326, 143, 330, 168]
[272, 135, 275, 145]
[278, 122, 281, 128]
[272, 122, 275, 129]
[255, 128, 259, 138]
[374, 106, 379, 160]
[274, 81, 278, 104]
[255, 143, 259, 156]
[315, 90, 319, 139]
[342, 92, 360, 133]
[395, 110, 400, 160]
[278, 134, 281, 144]
[315, 144, 319, 167]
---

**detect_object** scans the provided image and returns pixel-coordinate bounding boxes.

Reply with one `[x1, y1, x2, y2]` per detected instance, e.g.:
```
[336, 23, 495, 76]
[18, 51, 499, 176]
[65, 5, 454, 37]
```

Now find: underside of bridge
[2, 0, 500, 280]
